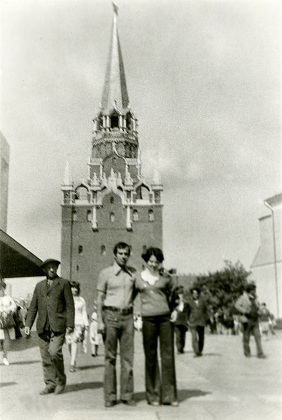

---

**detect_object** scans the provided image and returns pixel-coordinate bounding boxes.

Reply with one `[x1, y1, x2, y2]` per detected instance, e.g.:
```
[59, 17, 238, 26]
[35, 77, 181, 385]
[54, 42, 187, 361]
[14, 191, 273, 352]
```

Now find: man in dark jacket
[187, 287, 209, 357]
[25, 259, 75, 395]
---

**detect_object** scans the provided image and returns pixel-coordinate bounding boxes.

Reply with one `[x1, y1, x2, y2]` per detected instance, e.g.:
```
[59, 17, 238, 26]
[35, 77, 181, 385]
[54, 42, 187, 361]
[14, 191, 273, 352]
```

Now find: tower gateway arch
[61, 6, 163, 310]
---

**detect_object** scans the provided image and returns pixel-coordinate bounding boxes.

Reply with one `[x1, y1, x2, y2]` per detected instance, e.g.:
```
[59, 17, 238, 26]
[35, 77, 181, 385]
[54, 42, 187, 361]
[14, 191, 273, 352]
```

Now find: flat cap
[40, 258, 61, 269]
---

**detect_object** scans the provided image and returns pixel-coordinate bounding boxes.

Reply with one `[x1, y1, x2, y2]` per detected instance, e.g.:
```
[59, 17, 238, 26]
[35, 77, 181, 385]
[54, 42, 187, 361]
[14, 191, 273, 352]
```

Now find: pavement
[0, 329, 281, 420]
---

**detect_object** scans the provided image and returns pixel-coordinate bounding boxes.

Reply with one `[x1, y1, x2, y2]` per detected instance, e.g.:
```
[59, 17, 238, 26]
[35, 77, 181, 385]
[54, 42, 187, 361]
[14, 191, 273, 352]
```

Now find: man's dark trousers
[103, 309, 134, 403]
[190, 325, 205, 355]
[242, 322, 264, 356]
[38, 330, 66, 389]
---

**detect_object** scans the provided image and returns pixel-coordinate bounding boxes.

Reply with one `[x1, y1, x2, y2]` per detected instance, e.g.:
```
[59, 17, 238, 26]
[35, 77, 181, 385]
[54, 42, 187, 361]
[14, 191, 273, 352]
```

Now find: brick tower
[61, 5, 163, 310]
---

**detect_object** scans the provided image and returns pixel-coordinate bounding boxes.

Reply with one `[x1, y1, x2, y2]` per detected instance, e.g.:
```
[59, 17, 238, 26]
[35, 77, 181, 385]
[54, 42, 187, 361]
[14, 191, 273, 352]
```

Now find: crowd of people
[0, 243, 277, 408]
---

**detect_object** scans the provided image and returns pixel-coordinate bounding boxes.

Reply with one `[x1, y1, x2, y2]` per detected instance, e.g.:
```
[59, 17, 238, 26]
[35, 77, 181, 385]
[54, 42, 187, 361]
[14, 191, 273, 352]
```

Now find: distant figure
[135, 247, 178, 407]
[66, 281, 89, 372]
[173, 286, 189, 354]
[97, 242, 137, 408]
[25, 259, 75, 395]
[134, 314, 142, 331]
[235, 283, 266, 358]
[0, 281, 17, 366]
[187, 287, 209, 357]
[89, 311, 102, 356]
[259, 303, 271, 339]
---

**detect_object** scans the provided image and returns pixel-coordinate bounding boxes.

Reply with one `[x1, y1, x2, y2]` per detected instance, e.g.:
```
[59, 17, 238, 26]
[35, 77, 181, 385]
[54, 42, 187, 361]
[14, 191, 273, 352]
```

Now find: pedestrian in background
[66, 281, 89, 372]
[187, 287, 209, 357]
[97, 242, 137, 408]
[235, 283, 266, 358]
[135, 247, 178, 407]
[25, 259, 75, 395]
[259, 303, 271, 340]
[0, 281, 17, 366]
[172, 285, 189, 354]
[89, 310, 102, 356]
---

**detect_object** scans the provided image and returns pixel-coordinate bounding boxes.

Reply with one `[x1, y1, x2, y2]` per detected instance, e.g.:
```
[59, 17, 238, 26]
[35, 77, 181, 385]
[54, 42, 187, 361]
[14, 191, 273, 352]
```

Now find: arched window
[133, 210, 139, 221]
[110, 212, 115, 222]
[101, 245, 106, 256]
[148, 209, 154, 222]
[75, 186, 88, 201]
[87, 210, 92, 222]
[111, 115, 119, 128]
[110, 196, 114, 204]
[78, 245, 83, 255]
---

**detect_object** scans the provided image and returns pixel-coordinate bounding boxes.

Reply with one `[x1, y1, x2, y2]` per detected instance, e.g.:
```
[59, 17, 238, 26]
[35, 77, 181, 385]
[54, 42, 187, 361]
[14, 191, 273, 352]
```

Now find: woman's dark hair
[141, 247, 164, 263]
[69, 281, 80, 295]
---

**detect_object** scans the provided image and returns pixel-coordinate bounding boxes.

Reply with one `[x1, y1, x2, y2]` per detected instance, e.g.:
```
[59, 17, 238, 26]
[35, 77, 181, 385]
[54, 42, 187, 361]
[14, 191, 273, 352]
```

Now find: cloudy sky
[1, 0, 281, 279]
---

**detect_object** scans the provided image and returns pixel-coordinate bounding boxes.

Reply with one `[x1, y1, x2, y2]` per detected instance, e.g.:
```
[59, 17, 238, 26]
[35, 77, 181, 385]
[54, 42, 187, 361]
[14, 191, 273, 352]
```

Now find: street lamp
[264, 200, 279, 317]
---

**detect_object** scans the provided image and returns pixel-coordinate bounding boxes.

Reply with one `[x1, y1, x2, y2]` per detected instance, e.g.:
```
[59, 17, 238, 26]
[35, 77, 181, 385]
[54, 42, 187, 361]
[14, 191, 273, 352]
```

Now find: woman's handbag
[0, 311, 16, 329]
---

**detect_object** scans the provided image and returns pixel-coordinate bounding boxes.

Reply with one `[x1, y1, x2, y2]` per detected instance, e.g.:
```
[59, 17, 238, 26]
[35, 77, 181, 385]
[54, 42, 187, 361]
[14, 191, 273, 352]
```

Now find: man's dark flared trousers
[103, 310, 134, 403]
[38, 330, 66, 389]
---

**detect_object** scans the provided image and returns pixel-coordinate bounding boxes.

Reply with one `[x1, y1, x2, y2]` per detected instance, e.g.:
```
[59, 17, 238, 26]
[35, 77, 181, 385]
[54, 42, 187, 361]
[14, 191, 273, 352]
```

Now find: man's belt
[103, 306, 133, 315]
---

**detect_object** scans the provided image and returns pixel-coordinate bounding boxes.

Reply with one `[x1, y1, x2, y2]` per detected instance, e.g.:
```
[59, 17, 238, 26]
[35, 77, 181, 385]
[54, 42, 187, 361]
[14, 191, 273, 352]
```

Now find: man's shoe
[171, 401, 179, 407]
[244, 354, 251, 357]
[3, 358, 9, 366]
[69, 365, 75, 372]
[54, 384, 65, 395]
[39, 387, 55, 395]
[105, 401, 117, 408]
[121, 399, 136, 406]
[148, 401, 160, 406]
[258, 354, 267, 359]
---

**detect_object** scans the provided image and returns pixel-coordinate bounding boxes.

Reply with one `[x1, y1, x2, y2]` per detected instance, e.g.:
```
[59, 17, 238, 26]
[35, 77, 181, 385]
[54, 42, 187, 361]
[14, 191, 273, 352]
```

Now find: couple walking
[97, 242, 178, 408]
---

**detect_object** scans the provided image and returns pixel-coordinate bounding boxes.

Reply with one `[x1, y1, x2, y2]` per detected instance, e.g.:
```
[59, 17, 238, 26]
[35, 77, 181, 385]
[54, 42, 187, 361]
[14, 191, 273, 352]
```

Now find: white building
[251, 193, 282, 318]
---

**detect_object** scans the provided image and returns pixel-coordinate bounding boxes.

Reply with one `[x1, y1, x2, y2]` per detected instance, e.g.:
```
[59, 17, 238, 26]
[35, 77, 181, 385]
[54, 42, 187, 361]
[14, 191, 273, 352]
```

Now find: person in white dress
[0, 281, 17, 365]
[89, 311, 102, 356]
[65, 281, 89, 372]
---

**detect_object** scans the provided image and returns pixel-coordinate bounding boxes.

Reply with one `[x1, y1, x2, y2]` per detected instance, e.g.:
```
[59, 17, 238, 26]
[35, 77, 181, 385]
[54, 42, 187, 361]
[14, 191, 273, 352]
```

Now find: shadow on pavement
[10, 334, 38, 351]
[202, 353, 222, 357]
[64, 381, 103, 393]
[9, 360, 41, 366]
[178, 389, 211, 401]
[78, 364, 104, 371]
[0, 382, 17, 388]
[134, 389, 211, 403]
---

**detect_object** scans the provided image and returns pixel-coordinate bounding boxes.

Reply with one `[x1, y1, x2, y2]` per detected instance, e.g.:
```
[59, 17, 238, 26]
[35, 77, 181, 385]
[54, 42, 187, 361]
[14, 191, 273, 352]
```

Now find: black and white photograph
[0, 0, 281, 419]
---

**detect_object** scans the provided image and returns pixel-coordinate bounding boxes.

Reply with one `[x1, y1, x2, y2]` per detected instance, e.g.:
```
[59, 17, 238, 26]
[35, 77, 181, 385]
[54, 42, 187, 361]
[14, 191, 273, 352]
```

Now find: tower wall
[61, 204, 162, 311]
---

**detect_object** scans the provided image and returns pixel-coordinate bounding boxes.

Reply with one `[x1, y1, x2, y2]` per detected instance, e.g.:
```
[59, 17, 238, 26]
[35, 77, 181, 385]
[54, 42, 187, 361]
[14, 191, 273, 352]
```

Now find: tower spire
[101, 3, 129, 113]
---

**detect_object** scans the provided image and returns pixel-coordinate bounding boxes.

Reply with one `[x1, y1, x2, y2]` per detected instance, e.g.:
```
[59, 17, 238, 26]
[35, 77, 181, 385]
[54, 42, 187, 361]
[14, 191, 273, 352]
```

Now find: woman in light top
[0, 281, 17, 366]
[135, 247, 178, 407]
[66, 281, 89, 372]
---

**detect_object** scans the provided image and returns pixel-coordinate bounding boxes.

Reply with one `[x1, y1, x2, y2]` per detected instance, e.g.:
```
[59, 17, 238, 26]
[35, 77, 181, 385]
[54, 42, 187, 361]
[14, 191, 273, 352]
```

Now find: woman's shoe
[3, 358, 9, 366]
[148, 401, 160, 406]
[171, 401, 179, 407]
[69, 365, 75, 372]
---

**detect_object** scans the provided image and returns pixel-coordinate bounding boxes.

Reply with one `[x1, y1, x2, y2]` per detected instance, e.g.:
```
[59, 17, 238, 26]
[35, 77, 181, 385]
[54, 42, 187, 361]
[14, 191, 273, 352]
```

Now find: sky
[1, 0, 281, 289]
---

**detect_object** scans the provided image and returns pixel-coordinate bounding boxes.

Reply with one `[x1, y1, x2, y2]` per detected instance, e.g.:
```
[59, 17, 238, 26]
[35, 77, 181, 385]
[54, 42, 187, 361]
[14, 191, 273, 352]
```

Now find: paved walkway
[0, 330, 281, 420]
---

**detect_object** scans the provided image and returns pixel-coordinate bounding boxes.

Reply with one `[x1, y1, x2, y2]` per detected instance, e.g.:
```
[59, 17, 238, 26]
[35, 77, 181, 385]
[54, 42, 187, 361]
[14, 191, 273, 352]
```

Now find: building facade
[61, 7, 163, 309]
[251, 193, 282, 318]
[0, 132, 10, 232]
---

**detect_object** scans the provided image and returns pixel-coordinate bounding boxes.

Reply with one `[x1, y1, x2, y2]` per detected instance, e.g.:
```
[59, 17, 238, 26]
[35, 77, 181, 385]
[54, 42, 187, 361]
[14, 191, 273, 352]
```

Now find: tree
[193, 260, 252, 310]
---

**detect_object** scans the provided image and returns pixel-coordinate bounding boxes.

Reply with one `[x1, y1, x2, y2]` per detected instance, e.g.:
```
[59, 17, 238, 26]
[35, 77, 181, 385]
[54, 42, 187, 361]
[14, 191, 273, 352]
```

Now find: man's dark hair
[141, 247, 164, 263]
[190, 287, 200, 295]
[113, 242, 131, 256]
[246, 283, 256, 293]
[69, 281, 80, 295]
